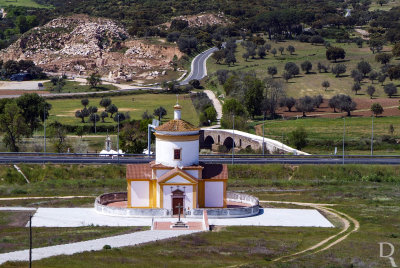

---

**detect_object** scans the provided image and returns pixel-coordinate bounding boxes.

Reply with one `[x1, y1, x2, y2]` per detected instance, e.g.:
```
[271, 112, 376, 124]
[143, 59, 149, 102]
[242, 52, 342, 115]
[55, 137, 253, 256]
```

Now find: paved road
[0, 155, 399, 165]
[180, 47, 218, 85]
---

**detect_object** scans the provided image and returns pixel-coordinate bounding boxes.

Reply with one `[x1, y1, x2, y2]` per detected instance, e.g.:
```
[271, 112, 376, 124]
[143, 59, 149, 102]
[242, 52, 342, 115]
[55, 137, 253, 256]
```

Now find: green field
[250, 116, 400, 154]
[0, 0, 50, 8]
[47, 93, 199, 127]
[206, 39, 398, 99]
[1, 164, 399, 267]
[43, 81, 119, 93]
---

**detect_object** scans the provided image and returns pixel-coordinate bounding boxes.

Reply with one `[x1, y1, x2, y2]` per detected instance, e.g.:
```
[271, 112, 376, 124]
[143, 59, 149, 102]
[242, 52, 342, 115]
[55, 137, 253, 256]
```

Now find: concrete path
[28, 208, 332, 228]
[0, 80, 48, 90]
[0, 230, 199, 265]
[204, 89, 222, 122]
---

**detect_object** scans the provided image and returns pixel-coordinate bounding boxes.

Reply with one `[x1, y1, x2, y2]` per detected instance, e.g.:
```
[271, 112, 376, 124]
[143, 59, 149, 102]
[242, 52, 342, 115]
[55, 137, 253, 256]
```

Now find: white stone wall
[131, 181, 150, 207]
[162, 185, 193, 210]
[155, 139, 199, 167]
[205, 181, 224, 208]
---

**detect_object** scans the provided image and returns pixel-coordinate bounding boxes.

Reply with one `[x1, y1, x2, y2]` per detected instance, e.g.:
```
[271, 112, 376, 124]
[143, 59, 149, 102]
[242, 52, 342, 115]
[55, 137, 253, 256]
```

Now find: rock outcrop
[0, 14, 183, 81]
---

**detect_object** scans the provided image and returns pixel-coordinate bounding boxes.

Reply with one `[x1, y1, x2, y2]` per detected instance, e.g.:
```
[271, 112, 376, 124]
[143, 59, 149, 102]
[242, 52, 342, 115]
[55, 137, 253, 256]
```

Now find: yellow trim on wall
[198, 180, 205, 208]
[160, 186, 164, 208]
[193, 184, 198, 208]
[223, 181, 227, 208]
[127, 180, 132, 208]
[154, 133, 199, 141]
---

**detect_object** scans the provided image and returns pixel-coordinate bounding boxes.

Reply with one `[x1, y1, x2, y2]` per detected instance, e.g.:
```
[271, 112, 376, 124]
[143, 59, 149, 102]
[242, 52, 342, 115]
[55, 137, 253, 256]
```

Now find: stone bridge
[199, 129, 309, 155]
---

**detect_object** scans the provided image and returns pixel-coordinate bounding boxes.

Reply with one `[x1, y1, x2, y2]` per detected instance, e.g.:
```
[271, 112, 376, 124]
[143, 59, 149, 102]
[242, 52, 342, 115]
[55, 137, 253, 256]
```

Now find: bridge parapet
[200, 129, 309, 155]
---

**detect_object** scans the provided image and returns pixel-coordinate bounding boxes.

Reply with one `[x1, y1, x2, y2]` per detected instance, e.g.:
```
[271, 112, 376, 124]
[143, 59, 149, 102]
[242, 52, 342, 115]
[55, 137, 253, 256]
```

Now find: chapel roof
[155, 119, 199, 133]
[126, 164, 152, 180]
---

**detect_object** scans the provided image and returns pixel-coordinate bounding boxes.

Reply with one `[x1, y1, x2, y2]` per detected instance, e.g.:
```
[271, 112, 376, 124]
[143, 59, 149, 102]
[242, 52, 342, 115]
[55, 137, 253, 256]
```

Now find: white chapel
[126, 104, 228, 214]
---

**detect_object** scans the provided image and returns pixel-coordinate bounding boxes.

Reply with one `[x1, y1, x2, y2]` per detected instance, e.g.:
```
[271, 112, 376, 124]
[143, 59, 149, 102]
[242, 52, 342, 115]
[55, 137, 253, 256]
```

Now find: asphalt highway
[180, 47, 218, 85]
[0, 155, 399, 165]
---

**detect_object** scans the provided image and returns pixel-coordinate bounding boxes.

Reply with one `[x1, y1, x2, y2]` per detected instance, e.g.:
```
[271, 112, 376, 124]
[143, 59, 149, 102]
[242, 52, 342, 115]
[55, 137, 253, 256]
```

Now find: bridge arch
[203, 136, 215, 149]
[223, 137, 235, 150]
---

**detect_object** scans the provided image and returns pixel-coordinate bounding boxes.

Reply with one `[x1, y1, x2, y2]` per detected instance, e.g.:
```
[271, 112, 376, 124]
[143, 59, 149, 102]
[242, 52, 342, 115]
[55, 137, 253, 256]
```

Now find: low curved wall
[95, 191, 259, 218]
[188, 191, 259, 218]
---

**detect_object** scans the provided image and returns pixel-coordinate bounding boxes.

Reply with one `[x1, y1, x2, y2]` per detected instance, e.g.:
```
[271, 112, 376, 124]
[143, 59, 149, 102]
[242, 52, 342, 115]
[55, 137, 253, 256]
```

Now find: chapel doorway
[171, 189, 185, 215]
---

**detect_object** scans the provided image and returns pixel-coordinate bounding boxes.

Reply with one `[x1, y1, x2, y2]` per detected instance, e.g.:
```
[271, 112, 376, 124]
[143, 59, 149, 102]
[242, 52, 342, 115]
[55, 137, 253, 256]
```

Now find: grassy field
[206, 39, 398, 99]
[47, 93, 199, 127]
[43, 81, 119, 93]
[250, 116, 400, 154]
[0, 0, 50, 8]
[1, 164, 399, 267]
[0, 211, 147, 253]
[369, 0, 400, 11]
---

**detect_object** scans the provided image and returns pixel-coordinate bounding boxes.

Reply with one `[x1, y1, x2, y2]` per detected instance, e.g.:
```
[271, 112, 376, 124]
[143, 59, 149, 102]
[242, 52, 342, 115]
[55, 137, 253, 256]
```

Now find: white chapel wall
[162, 185, 193, 210]
[131, 181, 150, 207]
[205, 181, 224, 207]
[156, 139, 199, 167]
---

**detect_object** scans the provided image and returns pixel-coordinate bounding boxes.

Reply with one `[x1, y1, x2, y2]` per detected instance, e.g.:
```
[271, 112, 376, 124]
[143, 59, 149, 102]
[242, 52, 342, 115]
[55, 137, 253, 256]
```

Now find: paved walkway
[0, 230, 199, 265]
[204, 90, 222, 122]
[28, 208, 332, 228]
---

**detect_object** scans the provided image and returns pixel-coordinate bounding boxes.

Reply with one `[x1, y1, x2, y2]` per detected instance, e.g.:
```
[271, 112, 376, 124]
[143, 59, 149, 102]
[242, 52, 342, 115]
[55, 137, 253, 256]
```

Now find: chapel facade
[126, 104, 228, 214]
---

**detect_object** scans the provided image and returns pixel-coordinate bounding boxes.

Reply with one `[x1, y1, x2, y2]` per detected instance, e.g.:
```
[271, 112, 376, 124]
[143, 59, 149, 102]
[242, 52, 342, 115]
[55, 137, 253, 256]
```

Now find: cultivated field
[47, 93, 199, 127]
[0, 0, 50, 8]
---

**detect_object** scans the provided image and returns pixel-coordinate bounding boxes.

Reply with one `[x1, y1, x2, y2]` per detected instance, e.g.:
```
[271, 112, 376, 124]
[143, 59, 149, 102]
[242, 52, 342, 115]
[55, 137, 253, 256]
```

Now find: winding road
[180, 47, 218, 85]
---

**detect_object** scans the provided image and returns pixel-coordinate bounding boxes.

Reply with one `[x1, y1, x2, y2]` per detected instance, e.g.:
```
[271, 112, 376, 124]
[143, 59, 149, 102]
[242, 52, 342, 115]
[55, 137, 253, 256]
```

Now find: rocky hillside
[0, 15, 183, 81]
[161, 12, 229, 29]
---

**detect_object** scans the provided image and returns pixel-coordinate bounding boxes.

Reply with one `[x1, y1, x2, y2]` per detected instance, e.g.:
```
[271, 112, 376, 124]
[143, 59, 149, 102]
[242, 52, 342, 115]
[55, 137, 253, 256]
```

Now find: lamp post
[29, 214, 32, 268]
[371, 116, 374, 156]
[232, 114, 235, 165]
[262, 111, 265, 156]
[342, 117, 346, 165]
[43, 106, 46, 153]
[117, 114, 120, 162]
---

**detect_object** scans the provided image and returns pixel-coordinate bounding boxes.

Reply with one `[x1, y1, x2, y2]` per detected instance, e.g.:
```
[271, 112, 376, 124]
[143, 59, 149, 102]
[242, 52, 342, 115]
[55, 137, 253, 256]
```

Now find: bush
[103, 245, 112, 250]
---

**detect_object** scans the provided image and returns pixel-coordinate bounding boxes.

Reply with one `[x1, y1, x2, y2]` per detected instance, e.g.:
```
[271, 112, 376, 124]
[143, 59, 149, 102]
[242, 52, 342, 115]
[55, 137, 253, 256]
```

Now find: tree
[4, 60, 20, 76]
[221, 99, 247, 130]
[0, 102, 29, 152]
[378, 73, 387, 85]
[257, 46, 267, 59]
[369, 71, 378, 84]
[310, 35, 324, 45]
[212, 50, 225, 64]
[73, 126, 85, 140]
[263, 78, 286, 117]
[89, 113, 100, 132]
[375, 53, 392, 65]
[371, 103, 384, 117]
[244, 76, 264, 118]
[337, 94, 357, 116]
[87, 73, 101, 88]
[322, 81, 330, 91]
[352, 82, 362, 95]
[242, 52, 250, 62]
[16, 93, 51, 133]
[332, 64, 346, 77]
[100, 111, 109, 122]
[388, 65, 400, 81]
[389, 124, 395, 135]
[300, 61, 312, 74]
[267, 66, 277, 78]
[189, 79, 201, 89]
[357, 61, 372, 77]
[288, 127, 308, 150]
[286, 45, 295, 55]
[367, 86, 376, 99]
[284, 62, 300, 77]
[81, 98, 89, 108]
[393, 43, 400, 58]
[384, 83, 397, 98]
[313, 95, 323, 108]
[88, 106, 98, 115]
[351, 69, 363, 83]
[225, 51, 236, 66]
[329, 95, 340, 113]
[106, 104, 118, 118]
[278, 47, 284, 55]
[369, 39, 383, 54]
[279, 97, 296, 112]
[271, 48, 277, 57]
[49, 121, 68, 153]
[295, 96, 315, 117]
[153, 106, 167, 121]
[282, 72, 292, 82]
[377, 0, 389, 6]
[200, 106, 217, 126]
[99, 98, 111, 109]
[177, 36, 198, 54]
[326, 47, 346, 62]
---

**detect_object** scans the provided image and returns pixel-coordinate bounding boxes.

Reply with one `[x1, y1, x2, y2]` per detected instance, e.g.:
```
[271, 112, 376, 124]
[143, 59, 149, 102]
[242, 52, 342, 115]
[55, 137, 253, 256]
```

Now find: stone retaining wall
[95, 191, 259, 218]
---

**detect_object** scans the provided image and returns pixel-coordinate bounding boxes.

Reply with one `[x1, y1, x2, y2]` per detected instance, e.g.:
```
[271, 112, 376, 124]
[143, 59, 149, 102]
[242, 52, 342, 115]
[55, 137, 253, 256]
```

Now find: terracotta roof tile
[126, 164, 152, 180]
[201, 164, 228, 180]
[155, 119, 199, 132]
